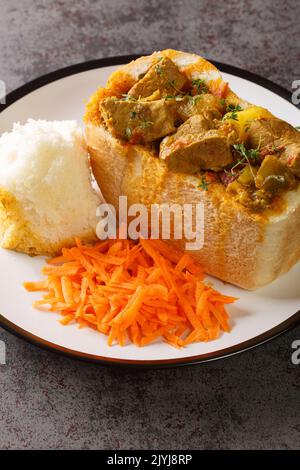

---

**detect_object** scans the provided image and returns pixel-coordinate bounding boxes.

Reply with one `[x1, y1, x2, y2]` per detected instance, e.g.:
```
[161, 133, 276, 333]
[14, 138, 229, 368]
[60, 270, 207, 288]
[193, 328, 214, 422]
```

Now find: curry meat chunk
[177, 93, 224, 122]
[100, 97, 177, 143]
[245, 117, 300, 177]
[159, 114, 236, 173]
[128, 57, 187, 99]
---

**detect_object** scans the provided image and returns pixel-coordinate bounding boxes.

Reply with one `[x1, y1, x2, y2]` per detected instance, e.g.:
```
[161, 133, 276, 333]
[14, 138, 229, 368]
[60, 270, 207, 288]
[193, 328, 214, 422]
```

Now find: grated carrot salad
[24, 238, 237, 348]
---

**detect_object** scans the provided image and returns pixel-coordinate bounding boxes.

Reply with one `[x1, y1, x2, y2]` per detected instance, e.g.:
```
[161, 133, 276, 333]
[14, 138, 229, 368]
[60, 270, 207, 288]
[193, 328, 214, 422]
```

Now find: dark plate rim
[0, 53, 299, 369]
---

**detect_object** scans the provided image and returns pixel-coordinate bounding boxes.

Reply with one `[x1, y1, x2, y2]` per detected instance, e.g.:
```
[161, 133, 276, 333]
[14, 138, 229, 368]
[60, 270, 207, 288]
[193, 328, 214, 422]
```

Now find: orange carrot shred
[24, 237, 237, 348]
[23, 281, 46, 292]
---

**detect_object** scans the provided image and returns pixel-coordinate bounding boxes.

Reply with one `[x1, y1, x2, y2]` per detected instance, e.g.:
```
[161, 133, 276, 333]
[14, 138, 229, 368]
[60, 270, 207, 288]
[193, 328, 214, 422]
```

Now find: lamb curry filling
[97, 56, 300, 212]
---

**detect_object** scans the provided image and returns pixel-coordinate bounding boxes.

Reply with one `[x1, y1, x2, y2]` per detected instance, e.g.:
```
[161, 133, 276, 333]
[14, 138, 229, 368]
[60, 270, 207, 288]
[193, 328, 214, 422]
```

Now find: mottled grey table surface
[1, 0, 300, 450]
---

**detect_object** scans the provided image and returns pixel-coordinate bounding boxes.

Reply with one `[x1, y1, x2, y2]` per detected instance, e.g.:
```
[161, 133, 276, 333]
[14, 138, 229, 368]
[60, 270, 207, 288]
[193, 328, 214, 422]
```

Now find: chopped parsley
[130, 111, 137, 119]
[191, 78, 207, 94]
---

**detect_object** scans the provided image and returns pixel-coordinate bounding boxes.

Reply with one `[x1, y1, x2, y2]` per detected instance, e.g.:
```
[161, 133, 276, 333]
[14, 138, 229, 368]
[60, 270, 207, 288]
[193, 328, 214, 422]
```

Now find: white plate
[0, 56, 299, 367]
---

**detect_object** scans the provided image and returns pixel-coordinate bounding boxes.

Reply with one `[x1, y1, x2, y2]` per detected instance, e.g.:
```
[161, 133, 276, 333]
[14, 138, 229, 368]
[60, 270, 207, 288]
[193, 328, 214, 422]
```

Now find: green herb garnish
[198, 176, 210, 191]
[233, 143, 259, 161]
[125, 127, 132, 139]
[130, 111, 137, 119]
[227, 104, 242, 112]
[244, 121, 251, 133]
[189, 95, 202, 105]
[223, 104, 242, 121]
[121, 94, 137, 102]
[139, 120, 153, 129]
[224, 112, 239, 121]
[155, 64, 163, 75]
[167, 79, 182, 94]
[165, 92, 201, 104]
[164, 94, 185, 101]
[191, 78, 207, 94]
[246, 147, 260, 162]
[229, 143, 260, 174]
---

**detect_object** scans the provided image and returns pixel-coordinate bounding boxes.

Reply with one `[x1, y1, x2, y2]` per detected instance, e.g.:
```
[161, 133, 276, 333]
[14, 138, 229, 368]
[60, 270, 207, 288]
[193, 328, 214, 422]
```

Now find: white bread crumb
[0, 119, 100, 255]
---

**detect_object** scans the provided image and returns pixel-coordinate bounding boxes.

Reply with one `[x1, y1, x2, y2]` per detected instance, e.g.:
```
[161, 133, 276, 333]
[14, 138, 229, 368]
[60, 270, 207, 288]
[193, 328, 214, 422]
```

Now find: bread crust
[0, 188, 97, 256]
[85, 50, 300, 290]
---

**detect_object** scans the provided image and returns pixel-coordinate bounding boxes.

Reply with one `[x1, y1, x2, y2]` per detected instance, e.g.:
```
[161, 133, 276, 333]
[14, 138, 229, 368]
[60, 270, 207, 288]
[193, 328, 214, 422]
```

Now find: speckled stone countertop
[0, 0, 300, 450]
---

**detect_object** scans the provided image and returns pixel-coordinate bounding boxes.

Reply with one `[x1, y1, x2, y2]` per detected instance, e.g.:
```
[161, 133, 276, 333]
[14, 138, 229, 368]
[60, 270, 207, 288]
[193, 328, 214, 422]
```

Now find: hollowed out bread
[85, 50, 300, 289]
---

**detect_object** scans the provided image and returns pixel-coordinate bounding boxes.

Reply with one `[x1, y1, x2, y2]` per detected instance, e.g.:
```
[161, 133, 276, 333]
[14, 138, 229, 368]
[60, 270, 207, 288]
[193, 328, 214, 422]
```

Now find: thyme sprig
[164, 94, 186, 101]
[192, 78, 207, 94]
[121, 94, 137, 102]
[223, 104, 242, 121]
[198, 176, 210, 191]
[228, 143, 260, 178]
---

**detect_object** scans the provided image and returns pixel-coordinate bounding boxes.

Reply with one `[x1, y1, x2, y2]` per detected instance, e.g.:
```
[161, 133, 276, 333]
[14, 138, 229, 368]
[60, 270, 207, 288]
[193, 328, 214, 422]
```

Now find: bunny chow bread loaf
[84, 49, 300, 289]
